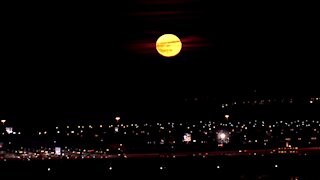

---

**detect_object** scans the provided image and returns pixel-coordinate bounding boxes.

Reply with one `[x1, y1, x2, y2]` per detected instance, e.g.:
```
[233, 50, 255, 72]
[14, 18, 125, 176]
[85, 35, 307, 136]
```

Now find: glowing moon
[156, 34, 182, 57]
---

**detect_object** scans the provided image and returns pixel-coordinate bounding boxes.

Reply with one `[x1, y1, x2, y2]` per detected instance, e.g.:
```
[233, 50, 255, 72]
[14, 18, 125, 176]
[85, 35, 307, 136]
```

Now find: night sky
[1, 1, 318, 126]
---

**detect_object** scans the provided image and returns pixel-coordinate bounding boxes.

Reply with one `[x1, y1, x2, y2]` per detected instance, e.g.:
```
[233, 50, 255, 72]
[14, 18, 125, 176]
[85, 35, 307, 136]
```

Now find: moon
[156, 34, 182, 57]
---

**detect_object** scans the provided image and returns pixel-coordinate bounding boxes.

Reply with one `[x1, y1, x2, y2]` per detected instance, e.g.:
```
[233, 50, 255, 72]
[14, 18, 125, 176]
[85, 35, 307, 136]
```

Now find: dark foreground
[1, 155, 320, 179]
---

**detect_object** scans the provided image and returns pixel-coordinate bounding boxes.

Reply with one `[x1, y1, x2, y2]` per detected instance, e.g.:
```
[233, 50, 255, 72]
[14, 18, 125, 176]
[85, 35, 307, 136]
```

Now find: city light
[217, 130, 230, 144]
[220, 133, 226, 139]
[183, 133, 192, 143]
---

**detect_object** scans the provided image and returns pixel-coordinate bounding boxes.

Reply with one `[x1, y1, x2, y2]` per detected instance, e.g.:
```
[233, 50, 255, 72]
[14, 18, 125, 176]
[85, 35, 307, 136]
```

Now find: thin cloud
[132, 10, 191, 17]
[127, 40, 156, 54]
[134, 0, 195, 5]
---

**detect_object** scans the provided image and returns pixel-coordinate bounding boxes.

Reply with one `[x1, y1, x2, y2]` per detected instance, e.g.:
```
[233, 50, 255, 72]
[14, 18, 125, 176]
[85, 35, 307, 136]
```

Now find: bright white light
[217, 166, 220, 169]
[217, 130, 229, 144]
[5, 127, 13, 134]
[115, 116, 120, 121]
[160, 166, 163, 170]
[55, 147, 61, 155]
[183, 133, 192, 143]
[275, 164, 278, 168]
[48, 168, 51, 171]
[109, 167, 112, 170]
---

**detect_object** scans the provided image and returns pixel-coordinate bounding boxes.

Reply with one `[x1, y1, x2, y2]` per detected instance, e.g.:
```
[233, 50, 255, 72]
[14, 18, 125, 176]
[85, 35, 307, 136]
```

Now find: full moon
[156, 34, 182, 57]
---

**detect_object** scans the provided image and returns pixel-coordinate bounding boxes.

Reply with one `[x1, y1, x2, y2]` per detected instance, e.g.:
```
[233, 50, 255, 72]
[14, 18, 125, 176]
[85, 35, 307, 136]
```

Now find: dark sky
[1, 2, 319, 126]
